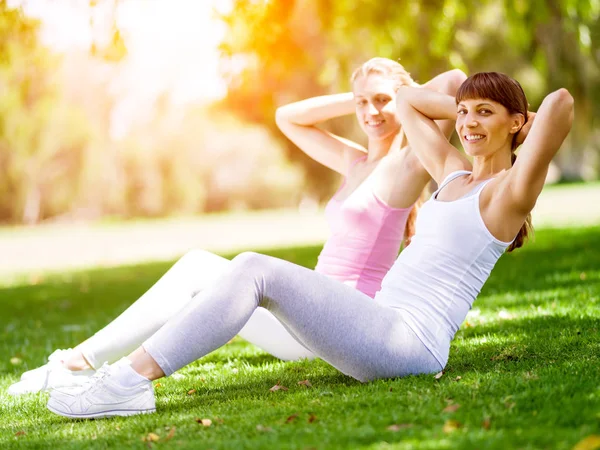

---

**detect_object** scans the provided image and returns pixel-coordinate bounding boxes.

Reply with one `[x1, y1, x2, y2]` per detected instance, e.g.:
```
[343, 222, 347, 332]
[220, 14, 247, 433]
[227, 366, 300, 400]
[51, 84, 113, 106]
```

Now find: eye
[457, 108, 467, 115]
[376, 96, 391, 104]
[356, 99, 367, 106]
[479, 109, 492, 115]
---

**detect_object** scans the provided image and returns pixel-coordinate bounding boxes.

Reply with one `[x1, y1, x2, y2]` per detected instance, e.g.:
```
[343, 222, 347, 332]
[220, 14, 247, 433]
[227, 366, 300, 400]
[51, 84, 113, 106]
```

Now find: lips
[464, 134, 485, 142]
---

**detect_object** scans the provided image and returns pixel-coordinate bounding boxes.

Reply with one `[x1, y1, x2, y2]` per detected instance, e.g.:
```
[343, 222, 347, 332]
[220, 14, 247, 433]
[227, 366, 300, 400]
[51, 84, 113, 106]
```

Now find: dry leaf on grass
[187, 389, 196, 395]
[443, 404, 461, 413]
[573, 435, 600, 450]
[165, 427, 176, 441]
[10, 357, 22, 365]
[269, 383, 288, 392]
[256, 424, 273, 432]
[386, 424, 413, 432]
[454, 376, 462, 382]
[15, 431, 26, 437]
[434, 371, 444, 380]
[142, 432, 160, 442]
[154, 383, 161, 389]
[297, 379, 312, 387]
[482, 418, 491, 430]
[195, 418, 212, 427]
[285, 414, 299, 423]
[308, 414, 317, 423]
[442, 420, 462, 433]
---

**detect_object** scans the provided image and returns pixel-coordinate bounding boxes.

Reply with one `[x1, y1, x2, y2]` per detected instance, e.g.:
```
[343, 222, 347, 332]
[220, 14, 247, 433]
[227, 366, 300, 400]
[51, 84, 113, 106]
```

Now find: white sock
[111, 358, 150, 388]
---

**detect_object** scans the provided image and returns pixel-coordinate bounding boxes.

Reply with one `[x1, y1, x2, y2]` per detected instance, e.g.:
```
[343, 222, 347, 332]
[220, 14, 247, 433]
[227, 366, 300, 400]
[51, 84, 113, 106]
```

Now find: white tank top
[375, 170, 514, 367]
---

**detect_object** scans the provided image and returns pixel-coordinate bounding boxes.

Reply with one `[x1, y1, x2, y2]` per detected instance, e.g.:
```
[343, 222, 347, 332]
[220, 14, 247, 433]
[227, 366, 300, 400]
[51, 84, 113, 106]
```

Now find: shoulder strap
[437, 170, 471, 191]
[347, 154, 367, 176]
[473, 177, 495, 196]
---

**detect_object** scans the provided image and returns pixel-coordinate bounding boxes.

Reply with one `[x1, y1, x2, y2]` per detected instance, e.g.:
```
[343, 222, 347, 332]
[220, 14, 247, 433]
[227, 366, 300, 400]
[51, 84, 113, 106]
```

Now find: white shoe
[20, 349, 75, 381]
[47, 361, 156, 419]
[8, 350, 94, 396]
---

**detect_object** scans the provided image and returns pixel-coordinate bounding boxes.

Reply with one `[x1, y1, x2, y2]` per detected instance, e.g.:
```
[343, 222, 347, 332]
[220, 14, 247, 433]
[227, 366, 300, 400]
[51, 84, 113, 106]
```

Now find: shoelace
[79, 363, 112, 393]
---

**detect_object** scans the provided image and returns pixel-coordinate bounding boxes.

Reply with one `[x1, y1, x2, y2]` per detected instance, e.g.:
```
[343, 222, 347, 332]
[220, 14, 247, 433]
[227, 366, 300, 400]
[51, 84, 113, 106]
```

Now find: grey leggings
[144, 252, 442, 382]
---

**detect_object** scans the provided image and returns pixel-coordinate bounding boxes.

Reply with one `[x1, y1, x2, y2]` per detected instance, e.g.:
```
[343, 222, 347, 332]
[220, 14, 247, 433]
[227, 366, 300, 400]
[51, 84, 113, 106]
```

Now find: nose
[367, 102, 379, 116]
[465, 112, 478, 127]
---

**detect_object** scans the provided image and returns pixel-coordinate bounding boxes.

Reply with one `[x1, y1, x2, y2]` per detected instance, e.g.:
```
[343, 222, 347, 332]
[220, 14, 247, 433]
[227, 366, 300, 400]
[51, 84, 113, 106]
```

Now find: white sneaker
[20, 349, 74, 381]
[8, 350, 94, 396]
[47, 362, 156, 419]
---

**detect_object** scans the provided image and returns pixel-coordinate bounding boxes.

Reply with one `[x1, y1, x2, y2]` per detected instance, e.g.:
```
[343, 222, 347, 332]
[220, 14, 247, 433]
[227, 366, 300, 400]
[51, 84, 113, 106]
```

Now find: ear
[509, 113, 525, 135]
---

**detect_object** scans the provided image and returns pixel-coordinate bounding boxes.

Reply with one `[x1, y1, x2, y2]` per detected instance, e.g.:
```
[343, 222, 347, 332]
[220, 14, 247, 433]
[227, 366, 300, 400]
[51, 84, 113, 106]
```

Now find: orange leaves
[269, 383, 288, 392]
[187, 389, 196, 395]
[297, 379, 312, 388]
[15, 431, 26, 437]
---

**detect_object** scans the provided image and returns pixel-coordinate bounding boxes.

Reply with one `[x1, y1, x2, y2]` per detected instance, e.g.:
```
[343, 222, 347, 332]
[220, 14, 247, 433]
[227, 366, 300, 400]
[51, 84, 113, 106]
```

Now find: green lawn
[1, 227, 599, 449]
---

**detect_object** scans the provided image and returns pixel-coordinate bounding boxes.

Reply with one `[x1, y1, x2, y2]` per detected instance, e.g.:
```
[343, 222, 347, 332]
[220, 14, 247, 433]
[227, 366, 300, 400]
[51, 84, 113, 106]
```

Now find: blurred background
[1, 0, 598, 228]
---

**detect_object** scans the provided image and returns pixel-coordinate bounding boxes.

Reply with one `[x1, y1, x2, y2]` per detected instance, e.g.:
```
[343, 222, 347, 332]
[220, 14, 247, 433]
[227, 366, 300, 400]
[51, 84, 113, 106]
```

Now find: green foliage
[218, 0, 600, 184]
[1, 226, 599, 448]
[0, 1, 94, 224]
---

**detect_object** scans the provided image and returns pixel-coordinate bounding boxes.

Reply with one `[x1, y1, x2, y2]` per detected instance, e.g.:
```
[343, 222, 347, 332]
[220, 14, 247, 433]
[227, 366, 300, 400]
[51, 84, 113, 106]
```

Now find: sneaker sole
[47, 403, 156, 419]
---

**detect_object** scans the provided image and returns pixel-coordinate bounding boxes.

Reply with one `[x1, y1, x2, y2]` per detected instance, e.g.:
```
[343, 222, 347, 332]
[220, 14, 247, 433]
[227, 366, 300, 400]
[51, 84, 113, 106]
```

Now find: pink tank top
[314, 156, 413, 298]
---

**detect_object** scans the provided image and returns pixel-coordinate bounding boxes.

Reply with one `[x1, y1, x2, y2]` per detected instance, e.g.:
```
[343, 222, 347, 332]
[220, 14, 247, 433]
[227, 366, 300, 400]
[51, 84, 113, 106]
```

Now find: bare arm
[419, 69, 467, 140]
[275, 93, 366, 174]
[395, 86, 471, 184]
[506, 88, 574, 213]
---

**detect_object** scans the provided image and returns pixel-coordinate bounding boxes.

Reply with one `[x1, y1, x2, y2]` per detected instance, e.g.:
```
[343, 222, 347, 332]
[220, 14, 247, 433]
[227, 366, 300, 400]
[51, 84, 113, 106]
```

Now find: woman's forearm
[275, 93, 355, 126]
[396, 86, 457, 121]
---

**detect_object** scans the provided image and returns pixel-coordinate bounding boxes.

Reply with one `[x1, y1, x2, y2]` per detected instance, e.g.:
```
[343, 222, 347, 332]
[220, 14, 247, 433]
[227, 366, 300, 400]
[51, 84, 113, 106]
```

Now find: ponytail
[506, 150, 533, 252]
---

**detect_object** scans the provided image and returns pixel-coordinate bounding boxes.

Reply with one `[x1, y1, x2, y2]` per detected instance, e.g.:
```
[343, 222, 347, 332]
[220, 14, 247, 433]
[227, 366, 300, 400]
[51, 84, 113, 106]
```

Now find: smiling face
[352, 74, 401, 142]
[455, 98, 524, 157]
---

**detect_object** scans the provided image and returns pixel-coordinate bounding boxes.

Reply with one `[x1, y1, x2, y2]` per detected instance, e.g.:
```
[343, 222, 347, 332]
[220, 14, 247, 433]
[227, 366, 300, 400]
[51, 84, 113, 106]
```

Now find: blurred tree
[217, 0, 600, 189]
[0, 1, 93, 224]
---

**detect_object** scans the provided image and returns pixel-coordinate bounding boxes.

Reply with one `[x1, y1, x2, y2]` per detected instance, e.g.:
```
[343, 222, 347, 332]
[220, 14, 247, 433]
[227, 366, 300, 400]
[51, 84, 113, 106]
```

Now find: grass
[1, 227, 599, 449]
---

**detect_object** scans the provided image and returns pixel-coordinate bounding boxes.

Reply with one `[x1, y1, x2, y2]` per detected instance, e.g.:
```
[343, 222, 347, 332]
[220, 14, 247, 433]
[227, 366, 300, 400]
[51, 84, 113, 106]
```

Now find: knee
[178, 249, 222, 267]
[231, 251, 268, 271]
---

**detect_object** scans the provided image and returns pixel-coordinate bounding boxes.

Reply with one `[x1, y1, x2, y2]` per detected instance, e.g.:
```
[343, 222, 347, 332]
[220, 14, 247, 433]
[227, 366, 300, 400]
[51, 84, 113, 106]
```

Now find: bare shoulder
[479, 169, 530, 242]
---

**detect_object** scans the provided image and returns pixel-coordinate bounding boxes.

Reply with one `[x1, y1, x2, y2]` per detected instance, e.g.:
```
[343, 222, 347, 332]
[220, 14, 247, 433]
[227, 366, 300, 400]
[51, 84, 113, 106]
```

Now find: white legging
[79, 250, 314, 368]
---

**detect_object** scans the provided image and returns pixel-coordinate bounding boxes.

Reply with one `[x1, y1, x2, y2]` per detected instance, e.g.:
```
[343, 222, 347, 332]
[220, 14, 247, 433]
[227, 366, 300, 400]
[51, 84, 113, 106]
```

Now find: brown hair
[456, 72, 532, 252]
[350, 57, 414, 89]
[403, 189, 426, 246]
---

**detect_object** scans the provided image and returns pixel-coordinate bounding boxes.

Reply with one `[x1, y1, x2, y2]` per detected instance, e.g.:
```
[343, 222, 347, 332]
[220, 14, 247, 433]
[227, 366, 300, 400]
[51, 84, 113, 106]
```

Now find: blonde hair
[352, 59, 416, 243]
[350, 57, 414, 88]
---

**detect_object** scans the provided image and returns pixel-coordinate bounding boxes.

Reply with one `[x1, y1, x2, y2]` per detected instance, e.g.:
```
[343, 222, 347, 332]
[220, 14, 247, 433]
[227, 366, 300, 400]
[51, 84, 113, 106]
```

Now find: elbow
[544, 88, 575, 124]
[547, 88, 574, 109]
[444, 69, 467, 96]
[274, 106, 288, 129]
[395, 86, 413, 111]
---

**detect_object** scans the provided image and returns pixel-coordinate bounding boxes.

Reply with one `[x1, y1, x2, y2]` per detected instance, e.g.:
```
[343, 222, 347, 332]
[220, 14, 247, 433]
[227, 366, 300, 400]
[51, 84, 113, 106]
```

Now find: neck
[366, 132, 396, 162]
[471, 148, 512, 180]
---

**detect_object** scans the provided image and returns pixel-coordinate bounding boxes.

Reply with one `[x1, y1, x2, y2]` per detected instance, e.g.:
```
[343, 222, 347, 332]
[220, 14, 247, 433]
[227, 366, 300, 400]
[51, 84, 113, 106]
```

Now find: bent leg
[78, 250, 231, 367]
[238, 308, 315, 361]
[144, 252, 441, 382]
